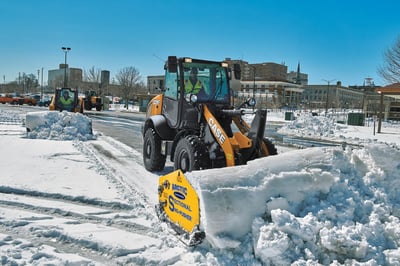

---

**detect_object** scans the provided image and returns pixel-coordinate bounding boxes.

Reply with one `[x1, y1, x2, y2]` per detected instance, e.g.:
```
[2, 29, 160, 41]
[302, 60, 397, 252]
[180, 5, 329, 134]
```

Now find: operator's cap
[190, 67, 198, 74]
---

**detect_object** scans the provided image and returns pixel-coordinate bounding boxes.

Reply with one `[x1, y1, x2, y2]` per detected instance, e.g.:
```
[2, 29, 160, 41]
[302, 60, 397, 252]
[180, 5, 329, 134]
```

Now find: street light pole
[62, 47, 71, 88]
[322, 79, 335, 116]
[41, 67, 44, 100]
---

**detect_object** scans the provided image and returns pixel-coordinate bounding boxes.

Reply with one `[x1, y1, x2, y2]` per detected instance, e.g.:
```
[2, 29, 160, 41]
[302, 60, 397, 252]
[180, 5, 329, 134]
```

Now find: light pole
[322, 79, 335, 116]
[62, 47, 71, 88]
[41, 67, 44, 100]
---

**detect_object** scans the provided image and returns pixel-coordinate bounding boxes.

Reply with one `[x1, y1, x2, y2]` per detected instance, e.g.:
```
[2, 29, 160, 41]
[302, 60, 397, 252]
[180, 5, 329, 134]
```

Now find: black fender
[143, 115, 175, 140]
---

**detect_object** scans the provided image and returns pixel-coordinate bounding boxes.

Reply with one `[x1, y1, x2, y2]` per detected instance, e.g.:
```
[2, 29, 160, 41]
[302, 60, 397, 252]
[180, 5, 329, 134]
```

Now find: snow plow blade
[156, 169, 205, 246]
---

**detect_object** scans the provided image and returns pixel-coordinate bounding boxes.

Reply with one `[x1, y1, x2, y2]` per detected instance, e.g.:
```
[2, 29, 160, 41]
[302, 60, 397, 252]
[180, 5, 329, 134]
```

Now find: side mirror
[237, 97, 256, 109]
[247, 97, 256, 107]
[167, 56, 177, 73]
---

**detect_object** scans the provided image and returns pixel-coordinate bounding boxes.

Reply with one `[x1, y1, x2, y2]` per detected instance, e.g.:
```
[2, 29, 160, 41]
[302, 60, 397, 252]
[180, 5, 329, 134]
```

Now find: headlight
[185, 93, 198, 103]
[191, 94, 198, 103]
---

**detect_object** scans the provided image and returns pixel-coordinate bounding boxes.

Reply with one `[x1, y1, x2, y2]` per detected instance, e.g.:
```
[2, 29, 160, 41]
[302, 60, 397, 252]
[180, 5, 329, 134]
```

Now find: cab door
[162, 69, 179, 129]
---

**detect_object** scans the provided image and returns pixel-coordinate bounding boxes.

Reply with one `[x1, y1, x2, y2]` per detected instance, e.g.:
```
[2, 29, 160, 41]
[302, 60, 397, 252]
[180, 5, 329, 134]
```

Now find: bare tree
[84, 66, 101, 83]
[378, 36, 400, 84]
[83, 66, 102, 92]
[115, 66, 142, 109]
[18, 73, 38, 94]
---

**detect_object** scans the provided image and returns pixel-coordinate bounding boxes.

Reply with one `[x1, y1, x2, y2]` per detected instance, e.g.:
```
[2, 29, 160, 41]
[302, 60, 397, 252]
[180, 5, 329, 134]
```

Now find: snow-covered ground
[0, 107, 399, 265]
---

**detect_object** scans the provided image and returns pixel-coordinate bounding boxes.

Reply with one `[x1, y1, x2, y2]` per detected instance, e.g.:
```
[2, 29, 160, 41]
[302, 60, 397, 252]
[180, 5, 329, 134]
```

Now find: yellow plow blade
[157, 169, 204, 246]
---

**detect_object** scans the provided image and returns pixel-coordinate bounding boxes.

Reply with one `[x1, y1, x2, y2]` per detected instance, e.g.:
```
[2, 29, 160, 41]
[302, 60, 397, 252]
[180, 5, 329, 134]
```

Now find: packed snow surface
[0, 108, 400, 265]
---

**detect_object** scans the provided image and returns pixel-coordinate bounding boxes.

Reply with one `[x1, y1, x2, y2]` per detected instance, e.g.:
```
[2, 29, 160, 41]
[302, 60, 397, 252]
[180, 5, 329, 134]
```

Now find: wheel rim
[179, 151, 189, 172]
[145, 140, 152, 159]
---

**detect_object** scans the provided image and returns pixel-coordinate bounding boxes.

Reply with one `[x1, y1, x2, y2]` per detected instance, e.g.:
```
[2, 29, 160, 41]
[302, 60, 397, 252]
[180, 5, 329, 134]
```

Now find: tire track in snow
[0, 189, 165, 262]
[0, 192, 153, 235]
[77, 135, 161, 211]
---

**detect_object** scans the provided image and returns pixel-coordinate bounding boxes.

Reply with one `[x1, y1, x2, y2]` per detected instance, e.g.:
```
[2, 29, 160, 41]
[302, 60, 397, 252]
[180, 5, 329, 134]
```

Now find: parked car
[38, 98, 52, 107]
[0, 93, 24, 105]
[22, 95, 37, 106]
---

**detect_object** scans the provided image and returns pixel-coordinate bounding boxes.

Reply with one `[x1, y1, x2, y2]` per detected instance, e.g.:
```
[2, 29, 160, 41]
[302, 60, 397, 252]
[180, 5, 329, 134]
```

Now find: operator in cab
[185, 67, 207, 99]
[59, 90, 74, 111]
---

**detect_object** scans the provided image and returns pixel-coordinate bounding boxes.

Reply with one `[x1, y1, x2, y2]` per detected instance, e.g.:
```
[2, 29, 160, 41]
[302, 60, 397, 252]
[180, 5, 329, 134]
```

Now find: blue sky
[1, 0, 399, 87]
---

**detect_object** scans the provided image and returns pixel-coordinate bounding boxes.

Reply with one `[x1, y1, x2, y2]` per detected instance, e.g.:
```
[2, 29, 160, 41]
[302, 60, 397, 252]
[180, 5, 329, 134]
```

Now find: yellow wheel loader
[142, 56, 277, 246]
[84, 90, 102, 111]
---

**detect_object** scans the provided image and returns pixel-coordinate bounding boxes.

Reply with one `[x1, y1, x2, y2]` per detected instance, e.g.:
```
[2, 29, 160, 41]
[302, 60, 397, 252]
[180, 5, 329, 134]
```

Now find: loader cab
[50, 88, 83, 113]
[163, 57, 231, 130]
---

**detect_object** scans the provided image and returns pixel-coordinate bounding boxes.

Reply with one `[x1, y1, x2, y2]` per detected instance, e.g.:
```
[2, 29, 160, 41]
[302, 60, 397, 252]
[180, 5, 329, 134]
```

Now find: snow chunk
[25, 111, 94, 141]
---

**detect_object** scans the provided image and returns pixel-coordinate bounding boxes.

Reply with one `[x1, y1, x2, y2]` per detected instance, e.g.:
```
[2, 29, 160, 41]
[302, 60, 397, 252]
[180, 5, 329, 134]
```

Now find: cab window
[164, 70, 178, 100]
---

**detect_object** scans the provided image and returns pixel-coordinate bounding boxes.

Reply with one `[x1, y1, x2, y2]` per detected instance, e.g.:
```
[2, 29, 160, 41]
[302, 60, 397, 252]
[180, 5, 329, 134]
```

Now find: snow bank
[186, 143, 400, 265]
[278, 112, 400, 146]
[278, 112, 345, 139]
[25, 111, 94, 141]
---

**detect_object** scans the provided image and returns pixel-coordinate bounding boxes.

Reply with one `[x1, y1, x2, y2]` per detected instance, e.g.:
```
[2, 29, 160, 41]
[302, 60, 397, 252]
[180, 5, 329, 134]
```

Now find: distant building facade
[224, 58, 304, 108]
[48, 64, 83, 89]
[302, 81, 386, 117]
[237, 80, 303, 109]
[48, 65, 118, 96]
[224, 58, 290, 82]
[147, 75, 164, 94]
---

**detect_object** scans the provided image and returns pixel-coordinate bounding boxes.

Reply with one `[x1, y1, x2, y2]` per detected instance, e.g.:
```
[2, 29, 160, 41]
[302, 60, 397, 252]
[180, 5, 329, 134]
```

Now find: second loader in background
[142, 56, 277, 246]
[84, 90, 102, 111]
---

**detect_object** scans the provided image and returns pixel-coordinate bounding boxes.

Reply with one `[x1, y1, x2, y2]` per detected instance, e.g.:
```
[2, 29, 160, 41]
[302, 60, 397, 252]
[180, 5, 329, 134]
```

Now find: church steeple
[296, 62, 301, 84]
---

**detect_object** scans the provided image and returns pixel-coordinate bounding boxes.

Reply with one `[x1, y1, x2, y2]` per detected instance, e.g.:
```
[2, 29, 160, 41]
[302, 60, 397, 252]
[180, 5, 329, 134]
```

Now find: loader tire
[143, 128, 166, 171]
[263, 138, 278, 156]
[174, 135, 201, 173]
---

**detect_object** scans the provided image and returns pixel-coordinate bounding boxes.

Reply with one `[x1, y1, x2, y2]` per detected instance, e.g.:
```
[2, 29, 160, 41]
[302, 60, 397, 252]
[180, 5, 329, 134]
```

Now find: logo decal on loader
[172, 184, 187, 196]
[168, 196, 192, 221]
[208, 117, 226, 144]
[174, 191, 186, 200]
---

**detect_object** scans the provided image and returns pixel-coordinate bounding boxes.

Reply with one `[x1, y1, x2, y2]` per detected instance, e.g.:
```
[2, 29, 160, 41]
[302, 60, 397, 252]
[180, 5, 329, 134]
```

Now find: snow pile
[25, 111, 94, 141]
[188, 143, 400, 265]
[253, 144, 400, 265]
[278, 112, 400, 147]
[278, 113, 345, 138]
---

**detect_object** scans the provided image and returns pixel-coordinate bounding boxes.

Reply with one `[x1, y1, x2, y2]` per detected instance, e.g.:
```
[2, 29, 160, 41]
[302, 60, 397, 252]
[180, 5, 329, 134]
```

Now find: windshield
[182, 62, 229, 103]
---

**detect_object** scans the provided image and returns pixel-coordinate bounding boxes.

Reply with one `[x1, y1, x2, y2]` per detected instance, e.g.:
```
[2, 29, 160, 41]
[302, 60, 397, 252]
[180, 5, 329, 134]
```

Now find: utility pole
[41, 67, 44, 100]
[378, 92, 383, 133]
[322, 79, 336, 116]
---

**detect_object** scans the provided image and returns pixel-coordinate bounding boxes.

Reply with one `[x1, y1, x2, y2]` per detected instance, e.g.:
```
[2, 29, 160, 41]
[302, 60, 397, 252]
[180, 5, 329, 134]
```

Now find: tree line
[0, 66, 148, 102]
